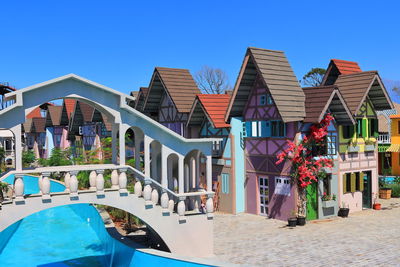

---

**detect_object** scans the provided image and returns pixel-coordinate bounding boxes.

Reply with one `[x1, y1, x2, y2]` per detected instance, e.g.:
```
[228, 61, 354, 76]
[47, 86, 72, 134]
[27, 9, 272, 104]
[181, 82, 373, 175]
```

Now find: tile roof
[335, 71, 393, 115]
[331, 59, 362, 75]
[46, 106, 63, 126]
[78, 102, 95, 122]
[226, 47, 305, 123]
[196, 94, 231, 128]
[135, 87, 148, 111]
[26, 107, 42, 119]
[32, 117, 46, 133]
[302, 85, 354, 125]
[64, 99, 76, 120]
[143, 67, 200, 114]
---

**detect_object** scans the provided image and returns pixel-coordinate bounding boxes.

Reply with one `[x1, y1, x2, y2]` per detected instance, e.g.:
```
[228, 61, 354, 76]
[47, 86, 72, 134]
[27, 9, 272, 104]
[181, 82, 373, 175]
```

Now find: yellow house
[388, 115, 400, 175]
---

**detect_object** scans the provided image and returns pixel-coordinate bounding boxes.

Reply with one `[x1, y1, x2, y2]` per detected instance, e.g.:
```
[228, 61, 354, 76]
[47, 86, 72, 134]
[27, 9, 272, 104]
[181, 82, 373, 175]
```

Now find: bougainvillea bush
[276, 114, 334, 216]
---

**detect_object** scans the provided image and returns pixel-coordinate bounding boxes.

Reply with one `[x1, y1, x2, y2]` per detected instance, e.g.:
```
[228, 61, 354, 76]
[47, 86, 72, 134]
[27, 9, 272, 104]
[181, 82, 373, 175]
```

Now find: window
[274, 176, 291, 196]
[267, 94, 274, 105]
[327, 133, 337, 156]
[242, 122, 248, 137]
[368, 119, 378, 138]
[212, 140, 222, 155]
[323, 174, 332, 196]
[344, 173, 352, 193]
[259, 94, 267, 106]
[342, 125, 354, 139]
[259, 177, 269, 215]
[271, 121, 285, 137]
[356, 119, 363, 138]
[40, 109, 47, 118]
[221, 173, 229, 194]
[355, 172, 360, 191]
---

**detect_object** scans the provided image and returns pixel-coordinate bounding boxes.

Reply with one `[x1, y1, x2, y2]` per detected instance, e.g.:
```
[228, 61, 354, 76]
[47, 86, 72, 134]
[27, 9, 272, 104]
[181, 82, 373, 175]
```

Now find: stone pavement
[214, 198, 400, 266]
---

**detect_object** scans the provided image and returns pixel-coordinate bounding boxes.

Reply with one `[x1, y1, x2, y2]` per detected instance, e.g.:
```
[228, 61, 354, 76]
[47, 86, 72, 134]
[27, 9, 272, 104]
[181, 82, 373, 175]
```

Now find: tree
[0, 147, 5, 171]
[194, 66, 231, 94]
[302, 68, 326, 87]
[22, 150, 36, 168]
[0, 181, 8, 202]
[276, 114, 334, 217]
[393, 86, 400, 95]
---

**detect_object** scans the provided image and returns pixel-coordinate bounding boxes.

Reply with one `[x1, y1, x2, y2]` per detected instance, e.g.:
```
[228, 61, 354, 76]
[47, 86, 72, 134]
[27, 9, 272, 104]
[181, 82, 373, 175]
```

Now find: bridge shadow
[37, 254, 110, 267]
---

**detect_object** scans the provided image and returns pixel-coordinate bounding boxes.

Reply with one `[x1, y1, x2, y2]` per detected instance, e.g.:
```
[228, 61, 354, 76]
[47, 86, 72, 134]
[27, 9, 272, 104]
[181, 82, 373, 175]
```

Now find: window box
[364, 144, 375, 151]
[322, 200, 335, 208]
[348, 145, 359, 153]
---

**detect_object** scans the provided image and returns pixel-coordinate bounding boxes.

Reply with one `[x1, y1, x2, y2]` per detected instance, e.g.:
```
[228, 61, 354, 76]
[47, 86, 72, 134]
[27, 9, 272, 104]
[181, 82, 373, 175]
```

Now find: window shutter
[373, 119, 379, 137]
[245, 122, 252, 137]
[350, 173, 356, 192]
[359, 172, 364, 191]
[343, 174, 347, 193]
[362, 119, 367, 138]
[261, 121, 271, 137]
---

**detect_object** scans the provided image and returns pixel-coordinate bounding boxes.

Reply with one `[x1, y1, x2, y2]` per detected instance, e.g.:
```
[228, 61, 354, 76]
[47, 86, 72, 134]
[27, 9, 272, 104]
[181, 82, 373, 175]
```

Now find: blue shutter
[261, 121, 271, 137]
[245, 122, 252, 137]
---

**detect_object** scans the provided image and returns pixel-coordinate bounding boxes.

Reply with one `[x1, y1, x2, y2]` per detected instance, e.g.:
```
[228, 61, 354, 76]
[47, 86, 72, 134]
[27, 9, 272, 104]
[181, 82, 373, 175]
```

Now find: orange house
[388, 115, 400, 175]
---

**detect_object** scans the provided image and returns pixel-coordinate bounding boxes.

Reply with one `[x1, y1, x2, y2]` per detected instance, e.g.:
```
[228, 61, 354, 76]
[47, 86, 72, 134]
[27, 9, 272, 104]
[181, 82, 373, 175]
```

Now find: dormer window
[40, 109, 47, 118]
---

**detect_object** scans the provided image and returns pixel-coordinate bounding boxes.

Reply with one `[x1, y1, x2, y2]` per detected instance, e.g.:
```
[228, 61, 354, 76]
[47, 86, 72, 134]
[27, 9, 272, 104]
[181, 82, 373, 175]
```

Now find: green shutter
[362, 119, 368, 138]
[359, 172, 364, 191]
[350, 173, 356, 192]
[373, 119, 379, 137]
[343, 174, 347, 193]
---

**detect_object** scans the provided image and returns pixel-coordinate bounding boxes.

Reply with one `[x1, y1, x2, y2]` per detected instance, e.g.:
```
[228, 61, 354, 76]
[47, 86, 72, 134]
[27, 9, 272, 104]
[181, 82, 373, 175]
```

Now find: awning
[387, 144, 400, 152]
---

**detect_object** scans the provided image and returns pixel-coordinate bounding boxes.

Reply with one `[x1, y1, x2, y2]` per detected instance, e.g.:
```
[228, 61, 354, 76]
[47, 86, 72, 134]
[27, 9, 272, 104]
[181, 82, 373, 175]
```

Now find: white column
[161, 145, 168, 188]
[119, 124, 126, 166]
[134, 135, 142, 172]
[195, 151, 201, 189]
[111, 123, 118, 164]
[178, 155, 184, 194]
[144, 135, 152, 177]
[14, 174, 24, 202]
[206, 155, 212, 192]
[11, 125, 22, 171]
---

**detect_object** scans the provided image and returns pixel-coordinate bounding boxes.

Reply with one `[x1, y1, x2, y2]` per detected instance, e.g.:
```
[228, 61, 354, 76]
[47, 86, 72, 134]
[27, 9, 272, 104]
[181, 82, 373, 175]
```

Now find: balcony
[378, 134, 391, 144]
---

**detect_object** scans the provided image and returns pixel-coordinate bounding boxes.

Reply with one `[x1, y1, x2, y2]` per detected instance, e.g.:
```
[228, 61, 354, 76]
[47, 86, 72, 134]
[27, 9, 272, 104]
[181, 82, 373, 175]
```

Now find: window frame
[259, 94, 267, 106]
[221, 173, 230, 194]
[271, 120, 286, 138]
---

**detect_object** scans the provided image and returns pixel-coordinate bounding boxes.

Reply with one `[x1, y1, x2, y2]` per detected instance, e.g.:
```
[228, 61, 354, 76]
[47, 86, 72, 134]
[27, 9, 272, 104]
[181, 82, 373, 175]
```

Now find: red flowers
[275, 114, 334, 188]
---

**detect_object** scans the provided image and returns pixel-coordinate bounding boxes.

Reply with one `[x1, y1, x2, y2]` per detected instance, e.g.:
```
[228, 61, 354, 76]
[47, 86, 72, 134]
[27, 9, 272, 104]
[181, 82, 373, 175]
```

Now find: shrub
[22, 150, 36, 167]
[389, 184, 400, 198]
[77, 171, 90, 189]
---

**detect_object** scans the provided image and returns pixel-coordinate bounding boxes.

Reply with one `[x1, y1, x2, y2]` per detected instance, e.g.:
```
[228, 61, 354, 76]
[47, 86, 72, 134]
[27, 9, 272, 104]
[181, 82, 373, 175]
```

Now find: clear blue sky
[1, 0, 400, 94]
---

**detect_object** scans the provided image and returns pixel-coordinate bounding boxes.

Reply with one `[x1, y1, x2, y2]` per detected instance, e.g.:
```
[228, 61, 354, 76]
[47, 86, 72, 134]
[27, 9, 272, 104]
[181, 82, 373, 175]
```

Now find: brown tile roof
[23, 119, 33, 133]
[335, 71, 393, 115]
[135, 87, 149, 111]
[303, 85, 354, 125]
[226, 47, 305, 123]
[46, 106, 63, 126]
[195, 94, 231, 128]
[79, 102, 95, 122]
[143, 67, 200, 114]
[32, 117, 46, 133]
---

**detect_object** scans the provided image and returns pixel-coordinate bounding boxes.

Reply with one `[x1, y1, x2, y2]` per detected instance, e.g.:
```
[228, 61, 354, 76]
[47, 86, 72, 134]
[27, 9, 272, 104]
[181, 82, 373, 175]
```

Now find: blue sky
[1, 1, 400, 94]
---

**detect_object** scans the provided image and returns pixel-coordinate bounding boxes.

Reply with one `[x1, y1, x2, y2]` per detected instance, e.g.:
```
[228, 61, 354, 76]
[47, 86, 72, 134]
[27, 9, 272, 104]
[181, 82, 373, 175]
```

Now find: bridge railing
[3, 164, 215, 221]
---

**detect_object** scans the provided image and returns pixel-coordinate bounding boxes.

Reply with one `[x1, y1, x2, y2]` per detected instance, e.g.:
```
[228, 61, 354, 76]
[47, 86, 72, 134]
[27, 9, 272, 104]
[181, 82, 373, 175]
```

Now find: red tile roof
[331, 59, 362, 75]
[26, 107, 42, 119]
[64, 99, 76, 119]
[197, 94, 231, 128]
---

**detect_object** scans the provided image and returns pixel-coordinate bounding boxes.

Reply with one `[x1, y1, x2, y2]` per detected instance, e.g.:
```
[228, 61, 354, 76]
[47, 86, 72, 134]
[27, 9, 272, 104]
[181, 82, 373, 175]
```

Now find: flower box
[322, 200, 335, 208]
[365, 144, 375, 151]
[348, 146, 359, 153]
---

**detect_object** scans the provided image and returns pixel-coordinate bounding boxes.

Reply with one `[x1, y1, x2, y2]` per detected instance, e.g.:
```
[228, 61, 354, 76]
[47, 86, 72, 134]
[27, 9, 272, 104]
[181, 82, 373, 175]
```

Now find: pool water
[0, 175, 211, 266]
[3, 174, 65, 195]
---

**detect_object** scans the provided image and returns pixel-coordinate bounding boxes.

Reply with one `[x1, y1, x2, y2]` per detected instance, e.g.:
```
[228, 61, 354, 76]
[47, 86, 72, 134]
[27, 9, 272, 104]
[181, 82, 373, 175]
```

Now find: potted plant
[338, 202, 349, 217]
[373, 193, 381, 210]
[379, 187, 392, 199]
[288, 210, 297, 227]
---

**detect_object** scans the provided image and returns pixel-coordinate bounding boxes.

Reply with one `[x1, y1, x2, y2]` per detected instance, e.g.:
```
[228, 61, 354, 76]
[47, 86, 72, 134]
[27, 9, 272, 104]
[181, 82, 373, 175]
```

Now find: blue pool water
[3, 174, 65, 195]
[0, 176, 211, 266]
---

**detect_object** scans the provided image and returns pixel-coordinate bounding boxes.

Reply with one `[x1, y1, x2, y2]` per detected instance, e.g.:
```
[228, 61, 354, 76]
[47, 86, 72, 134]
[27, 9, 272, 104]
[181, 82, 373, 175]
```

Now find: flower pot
[322, 200, 335, 208]
[373, 203, 381, 210]
[288, 218, 297, 227]
[296, 216, 306, 226]
[338, 208, 349, 218]
[379, 188, 392, 199]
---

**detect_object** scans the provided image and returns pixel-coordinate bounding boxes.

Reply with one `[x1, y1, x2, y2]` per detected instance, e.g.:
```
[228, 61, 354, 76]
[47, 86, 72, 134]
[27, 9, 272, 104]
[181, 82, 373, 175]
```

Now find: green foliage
[388, 184, 400, 197]
[302, 67, 326, 87]
[40, 148, 73, 167]
[77, 171, 90, 189]
[126, 158, 135, 168]
[22, 150, 36, 167]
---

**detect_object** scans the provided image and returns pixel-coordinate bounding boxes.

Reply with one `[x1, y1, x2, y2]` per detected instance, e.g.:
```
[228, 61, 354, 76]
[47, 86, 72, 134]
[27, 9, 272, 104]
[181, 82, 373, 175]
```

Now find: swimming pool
[0, 175, 212, 266]
[2, 174, 65, 194]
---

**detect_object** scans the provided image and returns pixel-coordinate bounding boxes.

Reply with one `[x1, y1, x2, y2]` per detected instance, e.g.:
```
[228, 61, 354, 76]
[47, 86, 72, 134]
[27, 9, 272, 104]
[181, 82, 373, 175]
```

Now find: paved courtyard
[214, 198, 400, 266]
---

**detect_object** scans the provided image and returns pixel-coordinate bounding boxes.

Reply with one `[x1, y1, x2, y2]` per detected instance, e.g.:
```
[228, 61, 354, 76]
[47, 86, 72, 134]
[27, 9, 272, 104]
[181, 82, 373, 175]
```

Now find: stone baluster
[89, 171, 97, 191]
[64, 172, 71, 193]
[14, 174, 24, 202]
[111, 169, 119, 189]
[160, 190, 169, 214]
[177, 197, 186, 222]
[38, 175, 43, 194]
[96, 169, 105, 195]
[41, 172, 51, 200]
[118, 168, 128, 194]
[143, 179, 153, 207]
[168, 199, 175, 212]
[134, 179, 142, 196]
[206, 194, 214, 218]
[69, 171, 79, 197]
[151, 188, 159, 205]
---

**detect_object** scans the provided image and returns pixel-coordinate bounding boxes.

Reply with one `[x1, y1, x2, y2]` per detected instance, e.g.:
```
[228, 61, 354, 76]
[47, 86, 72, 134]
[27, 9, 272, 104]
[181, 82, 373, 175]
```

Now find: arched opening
[125, 126, 144, 172]
[184, 149, 207, 192]
[166, 153, 179, 192]
[149, 140, 162, 183]
[0, 129, 15, 171]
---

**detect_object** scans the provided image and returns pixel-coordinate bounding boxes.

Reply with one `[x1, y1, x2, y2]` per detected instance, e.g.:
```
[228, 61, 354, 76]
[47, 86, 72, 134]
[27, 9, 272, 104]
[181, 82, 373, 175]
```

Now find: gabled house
[133, 87, 148, 111]
[45, 105, 63, 157]
[321, 63, 394, 212]
[187, 93, 239, 213]
[141, 67, 200, 137]
[225, 47, 306, 219]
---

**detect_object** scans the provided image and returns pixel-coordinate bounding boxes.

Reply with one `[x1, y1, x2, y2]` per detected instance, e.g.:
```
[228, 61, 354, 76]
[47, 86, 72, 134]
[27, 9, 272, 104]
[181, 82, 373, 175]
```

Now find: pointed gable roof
[60, 99, 76, 125]
[143, 67, 200, 114]
[134, 87, 149, 111]
[303, 85, 354, 125]
[32, 117, 46, 133]
[226, 47, 305, 123]
[322, 59, 362, 86]
[188, 94, 231, 129]
[45, 106, 63, 127]
[335, 71, 394, 115]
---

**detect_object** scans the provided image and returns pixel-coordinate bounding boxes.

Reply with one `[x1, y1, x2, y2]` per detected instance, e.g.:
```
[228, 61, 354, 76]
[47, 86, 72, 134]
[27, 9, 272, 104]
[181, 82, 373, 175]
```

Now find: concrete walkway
[214, 198, 400, 266]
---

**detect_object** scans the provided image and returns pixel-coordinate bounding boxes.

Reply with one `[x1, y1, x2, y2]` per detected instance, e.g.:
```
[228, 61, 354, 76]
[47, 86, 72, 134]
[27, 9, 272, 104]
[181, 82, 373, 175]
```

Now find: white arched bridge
[0, 74, 219, 257]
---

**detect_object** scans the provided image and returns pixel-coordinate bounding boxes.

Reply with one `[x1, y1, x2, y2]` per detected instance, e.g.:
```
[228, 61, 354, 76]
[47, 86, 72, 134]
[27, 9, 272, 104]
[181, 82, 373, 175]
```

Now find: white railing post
[134, 179, 143, 196]
[96, 169, 105, 196]
[14, 174, 24, 203]
[64, 172, 71, 193]
[206, 194, 214, 219]
[41, 172, 51, 200]
[111, 169, 119, 189]
[143, 178, 153, 207]
[69, 171, 79, 198]
[89, 170, 97, 191]
[118, 168, 128, 194]
[178, 196, 186, 222]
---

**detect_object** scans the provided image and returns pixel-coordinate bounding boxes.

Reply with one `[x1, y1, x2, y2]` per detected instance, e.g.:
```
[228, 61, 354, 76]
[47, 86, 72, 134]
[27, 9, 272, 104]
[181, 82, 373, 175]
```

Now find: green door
[306, 182, 318, 220]
[363, 172, 372, 208]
